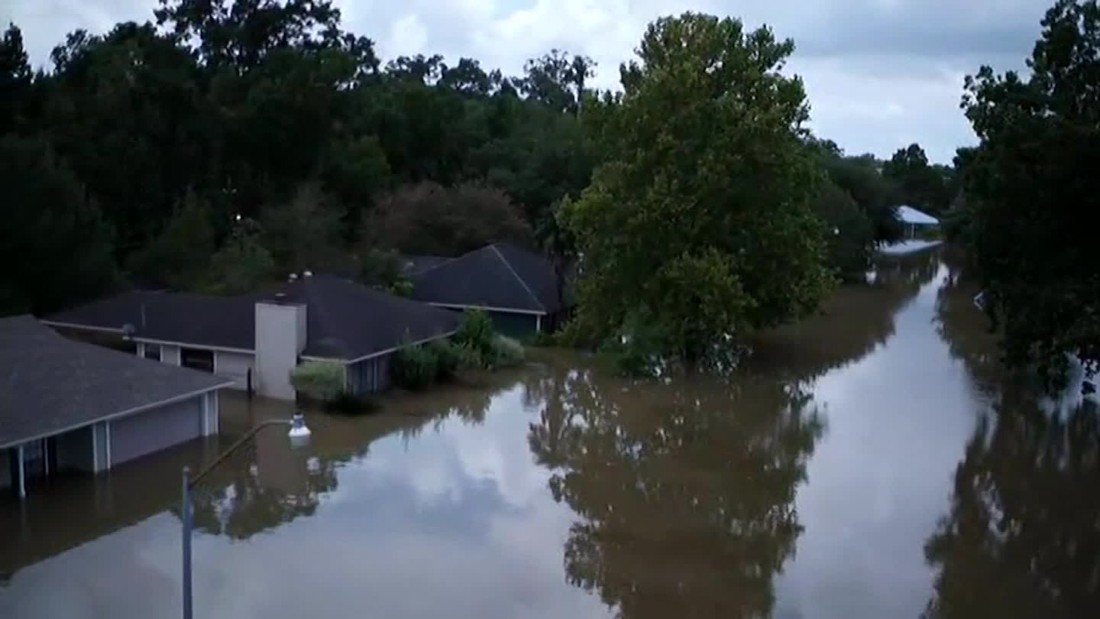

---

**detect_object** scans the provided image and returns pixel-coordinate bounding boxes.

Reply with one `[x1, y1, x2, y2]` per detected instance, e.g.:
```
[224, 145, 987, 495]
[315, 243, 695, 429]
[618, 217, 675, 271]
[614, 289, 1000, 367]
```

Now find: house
[409, 242, 570, 337]
[1, 315, 232, 499]
[897, 205, 940, 239]
[41, 273, 461, 401]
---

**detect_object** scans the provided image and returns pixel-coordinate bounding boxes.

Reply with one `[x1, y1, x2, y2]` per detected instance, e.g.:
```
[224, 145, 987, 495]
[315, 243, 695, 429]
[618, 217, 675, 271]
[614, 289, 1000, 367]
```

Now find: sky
[1, 0, 1053, 163]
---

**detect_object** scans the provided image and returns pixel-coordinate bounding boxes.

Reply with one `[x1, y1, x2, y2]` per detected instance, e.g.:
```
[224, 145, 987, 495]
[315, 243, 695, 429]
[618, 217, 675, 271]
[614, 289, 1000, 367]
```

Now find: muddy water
[2, 248, 1097, 618]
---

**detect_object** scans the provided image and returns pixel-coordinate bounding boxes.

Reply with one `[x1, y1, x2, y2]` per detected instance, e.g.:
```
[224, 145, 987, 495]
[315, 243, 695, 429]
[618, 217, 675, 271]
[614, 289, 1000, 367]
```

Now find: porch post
[536, 315, 542, 333]
[16, 443, 25, 499]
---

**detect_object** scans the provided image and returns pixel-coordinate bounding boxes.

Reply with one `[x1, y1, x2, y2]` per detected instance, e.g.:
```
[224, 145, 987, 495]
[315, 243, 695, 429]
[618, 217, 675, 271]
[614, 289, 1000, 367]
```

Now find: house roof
[41, 275, 460, 361]
[45, 290, 260, 350]
[897, 205, 939, 226]
[280, 274, 461, 359]
[0, 315, 232, 449]
[410, 242, 565, 314]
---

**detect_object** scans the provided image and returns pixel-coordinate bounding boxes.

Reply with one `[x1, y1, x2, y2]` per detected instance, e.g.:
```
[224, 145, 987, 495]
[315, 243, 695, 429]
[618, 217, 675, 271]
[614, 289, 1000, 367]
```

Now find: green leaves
[564, 13, 832, 370]
[961, 0, 1100, 388]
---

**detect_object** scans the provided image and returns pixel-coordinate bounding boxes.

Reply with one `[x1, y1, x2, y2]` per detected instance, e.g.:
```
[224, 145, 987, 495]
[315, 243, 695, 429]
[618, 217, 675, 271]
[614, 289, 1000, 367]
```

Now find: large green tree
[882, 143, 954, 216]
[563, 13, 833, 366]
[0, 136, 117, 314]
[961, 0, 1100, 386]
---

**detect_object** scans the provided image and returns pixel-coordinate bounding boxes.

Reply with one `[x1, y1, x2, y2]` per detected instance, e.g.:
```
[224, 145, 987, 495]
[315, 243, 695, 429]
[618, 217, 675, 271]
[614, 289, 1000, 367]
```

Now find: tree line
[947, 0, 1100, 389]
[1, 1, 958, 366]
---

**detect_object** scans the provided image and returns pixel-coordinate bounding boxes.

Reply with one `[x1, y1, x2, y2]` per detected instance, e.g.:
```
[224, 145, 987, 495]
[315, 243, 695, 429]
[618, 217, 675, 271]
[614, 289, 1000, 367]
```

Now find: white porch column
[536, 315, 543, 333]
[16, 444, 25, 499]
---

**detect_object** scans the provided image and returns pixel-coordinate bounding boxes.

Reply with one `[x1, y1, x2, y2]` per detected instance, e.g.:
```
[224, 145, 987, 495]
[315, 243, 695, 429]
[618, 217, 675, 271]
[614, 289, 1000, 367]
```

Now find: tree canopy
[958, 0, 1100, 386]
[562, 13, 833, 367]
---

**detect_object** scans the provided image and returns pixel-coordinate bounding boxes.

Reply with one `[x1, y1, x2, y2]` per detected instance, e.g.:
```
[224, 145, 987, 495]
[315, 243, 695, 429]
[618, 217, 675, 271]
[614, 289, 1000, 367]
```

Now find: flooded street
[2, 248, 1097, 618]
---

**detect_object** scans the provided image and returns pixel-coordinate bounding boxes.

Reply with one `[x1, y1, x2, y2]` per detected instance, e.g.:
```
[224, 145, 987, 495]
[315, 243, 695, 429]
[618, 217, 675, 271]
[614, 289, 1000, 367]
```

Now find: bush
[492, 335, 525, 368]
[431, 340, 460, 381]
[391, 343, 439, 390]
[290, 361, 345, 401]
[453, 309, 497, 366]
[325, 391, 377, 414]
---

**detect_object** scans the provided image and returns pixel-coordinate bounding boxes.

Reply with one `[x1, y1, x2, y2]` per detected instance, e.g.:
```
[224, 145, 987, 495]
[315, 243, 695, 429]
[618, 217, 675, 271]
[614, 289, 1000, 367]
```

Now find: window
[143, 344, 162, 362]
[181, 348, 214, 373]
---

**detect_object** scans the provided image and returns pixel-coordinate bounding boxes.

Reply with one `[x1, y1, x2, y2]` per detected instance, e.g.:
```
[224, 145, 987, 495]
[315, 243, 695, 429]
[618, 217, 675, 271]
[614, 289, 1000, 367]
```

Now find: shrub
[453, 309, 497, 366]
[431, 340, 460, 381]
[391, 343, 439, 390]
[492, 335, 525, 368]
[290, 361, 345, 401]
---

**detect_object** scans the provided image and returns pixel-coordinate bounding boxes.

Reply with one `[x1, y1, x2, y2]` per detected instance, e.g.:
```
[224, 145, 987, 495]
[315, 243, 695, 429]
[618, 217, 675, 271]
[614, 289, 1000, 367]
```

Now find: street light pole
[181, 413, 310, 619]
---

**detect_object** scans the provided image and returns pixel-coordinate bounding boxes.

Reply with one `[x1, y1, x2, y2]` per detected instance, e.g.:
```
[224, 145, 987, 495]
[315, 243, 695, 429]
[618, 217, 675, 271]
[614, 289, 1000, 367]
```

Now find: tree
[127, 191, 217, 290]
[0, 135, 117, 315]
[0, 24, 32, 134]
[562, 13, 833, 367]
[812, 179, 875, 280]
[882, 143, 954, 216]
[206, 218, 276, 294]
[961, 0, 1100, 387]
[260, 183, 347, 273]
[364, 181, 532, 256]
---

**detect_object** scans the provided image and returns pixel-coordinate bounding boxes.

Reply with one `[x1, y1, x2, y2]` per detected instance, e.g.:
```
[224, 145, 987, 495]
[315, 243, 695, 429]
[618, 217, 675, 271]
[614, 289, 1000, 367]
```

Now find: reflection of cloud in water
[775, 254, 977, 619]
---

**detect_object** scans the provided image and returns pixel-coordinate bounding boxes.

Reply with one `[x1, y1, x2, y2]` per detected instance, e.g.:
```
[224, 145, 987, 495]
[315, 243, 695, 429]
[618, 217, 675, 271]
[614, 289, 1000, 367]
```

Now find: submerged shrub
[391, 343, 439, 390]
[454, 309, 497, 363]
[290, 361, 345, 401]
[492, 335, 525, 368]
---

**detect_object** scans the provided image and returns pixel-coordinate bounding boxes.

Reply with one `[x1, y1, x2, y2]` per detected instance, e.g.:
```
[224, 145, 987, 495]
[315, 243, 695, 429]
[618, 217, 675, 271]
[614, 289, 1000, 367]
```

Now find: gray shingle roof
[42, 276, 460, 361]
[410, 242, 565, 314]
[45, 290, 259, 350]
[280, 274, 461, 359]
[0, 316, 232, 448]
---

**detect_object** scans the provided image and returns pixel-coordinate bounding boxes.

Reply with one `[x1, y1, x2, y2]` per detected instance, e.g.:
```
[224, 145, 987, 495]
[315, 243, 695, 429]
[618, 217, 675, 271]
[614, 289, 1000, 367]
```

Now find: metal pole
[178, 417, 303, 618]
[182, 466, 193, 619]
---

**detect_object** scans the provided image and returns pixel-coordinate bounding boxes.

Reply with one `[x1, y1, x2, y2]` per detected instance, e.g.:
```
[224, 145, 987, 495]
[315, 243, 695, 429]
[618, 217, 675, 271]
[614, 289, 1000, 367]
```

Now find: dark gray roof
[42, 276, 460, 361]
[45, 290, 259, 350]
[0, 316, 231, 448]
[410, 242, 565, 314]
[280, 274, 461, 359]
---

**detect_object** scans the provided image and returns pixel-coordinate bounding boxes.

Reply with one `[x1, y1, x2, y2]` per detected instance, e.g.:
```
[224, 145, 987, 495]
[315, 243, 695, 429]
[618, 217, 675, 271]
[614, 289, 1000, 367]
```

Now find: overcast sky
[2, 0, 1052, 163]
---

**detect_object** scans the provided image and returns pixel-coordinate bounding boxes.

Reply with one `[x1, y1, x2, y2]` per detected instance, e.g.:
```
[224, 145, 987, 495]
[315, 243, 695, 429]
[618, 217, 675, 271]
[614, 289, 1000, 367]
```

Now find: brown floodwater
[2, 247, 1098, 618]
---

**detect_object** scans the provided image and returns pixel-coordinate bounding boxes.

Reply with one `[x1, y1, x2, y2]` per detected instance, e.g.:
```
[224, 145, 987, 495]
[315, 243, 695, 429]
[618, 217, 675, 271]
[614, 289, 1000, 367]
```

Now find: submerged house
[1, 315, 231, 499]
[897, 205, 940, 239]
[409, 242, 570, 337]
[42, 273, 460, 400]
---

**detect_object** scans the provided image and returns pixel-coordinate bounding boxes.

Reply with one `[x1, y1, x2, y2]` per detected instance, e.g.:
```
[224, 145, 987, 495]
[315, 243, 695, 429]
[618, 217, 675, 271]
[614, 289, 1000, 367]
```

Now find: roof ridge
[489, 243, 546, 312]
[411, 253, 462, 276]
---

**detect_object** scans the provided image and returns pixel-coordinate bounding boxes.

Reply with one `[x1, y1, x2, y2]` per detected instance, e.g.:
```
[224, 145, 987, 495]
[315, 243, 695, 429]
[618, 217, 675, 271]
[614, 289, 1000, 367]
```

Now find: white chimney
[253, 297, 307, 400]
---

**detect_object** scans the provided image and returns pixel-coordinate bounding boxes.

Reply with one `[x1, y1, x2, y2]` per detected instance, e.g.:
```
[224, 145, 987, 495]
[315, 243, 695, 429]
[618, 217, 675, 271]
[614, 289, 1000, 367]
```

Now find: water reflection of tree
[922, 399, 1100, 618]
[748, 246, 940, 381]
[934, 248, 1001, 391]
[526, 366, 824, 618]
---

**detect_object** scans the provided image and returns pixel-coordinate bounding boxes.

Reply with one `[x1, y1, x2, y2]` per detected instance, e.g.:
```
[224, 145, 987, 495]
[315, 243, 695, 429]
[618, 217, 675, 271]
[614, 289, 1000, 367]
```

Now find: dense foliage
[563, 14, 833, 367]
[289, 360, 346, 401]
[958, 0, 1100, 386]
[2, 0, 951, 373]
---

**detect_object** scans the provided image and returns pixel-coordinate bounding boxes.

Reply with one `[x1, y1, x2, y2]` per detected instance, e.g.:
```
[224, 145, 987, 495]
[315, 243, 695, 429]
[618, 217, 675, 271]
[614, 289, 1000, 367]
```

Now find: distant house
[409, 242, 570, 337]
[42, 273, 460, 401]
[1, 315, 232, 499]
[897, 205, 940, 239]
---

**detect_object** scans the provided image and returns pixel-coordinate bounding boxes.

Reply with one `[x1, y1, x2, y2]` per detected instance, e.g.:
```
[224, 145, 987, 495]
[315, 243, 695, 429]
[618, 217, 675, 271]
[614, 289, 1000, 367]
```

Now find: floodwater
[2, 248, 1097, 618]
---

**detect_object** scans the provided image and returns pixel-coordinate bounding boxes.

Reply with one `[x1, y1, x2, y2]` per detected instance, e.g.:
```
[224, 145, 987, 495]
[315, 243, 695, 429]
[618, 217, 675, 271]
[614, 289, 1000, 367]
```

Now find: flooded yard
[2, 248, 1097, 618]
